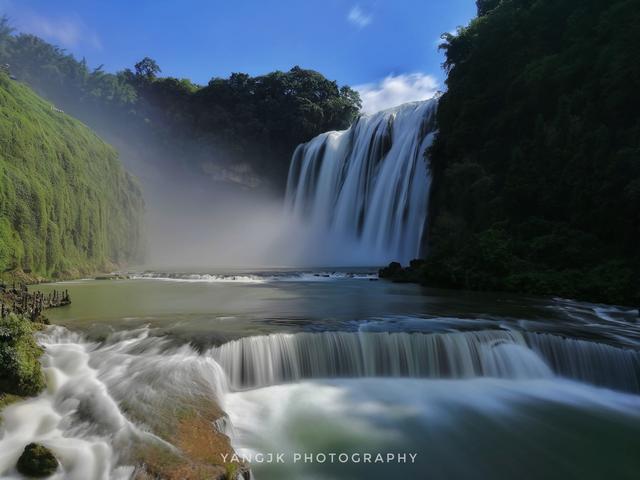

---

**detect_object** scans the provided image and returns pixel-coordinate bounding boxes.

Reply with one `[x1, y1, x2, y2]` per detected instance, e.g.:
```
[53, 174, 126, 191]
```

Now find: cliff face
[424, 0, 640, 305]
[0, 73, 144, 277]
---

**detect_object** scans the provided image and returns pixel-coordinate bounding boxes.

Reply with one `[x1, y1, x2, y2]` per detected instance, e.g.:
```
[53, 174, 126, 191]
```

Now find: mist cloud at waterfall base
[144, 187, 391, 269]
[143, 182, 286, 269]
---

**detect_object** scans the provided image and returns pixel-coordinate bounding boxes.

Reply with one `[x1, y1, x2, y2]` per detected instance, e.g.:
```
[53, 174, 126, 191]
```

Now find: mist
[103, 130, 298, 269]
[93, 106, 394, 270]
[144, 180, 288, 269]
[0, 33, 368, 270]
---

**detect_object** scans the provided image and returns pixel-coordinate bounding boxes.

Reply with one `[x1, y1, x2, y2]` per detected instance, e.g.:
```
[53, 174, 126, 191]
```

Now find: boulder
[16, 443, 58, 477]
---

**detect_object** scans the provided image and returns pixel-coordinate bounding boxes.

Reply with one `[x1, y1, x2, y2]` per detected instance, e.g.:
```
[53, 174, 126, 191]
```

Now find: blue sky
[0, 0, 476, 112]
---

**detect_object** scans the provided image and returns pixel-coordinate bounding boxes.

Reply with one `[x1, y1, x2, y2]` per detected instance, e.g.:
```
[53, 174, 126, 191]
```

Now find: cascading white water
[0, 328, 147, 480]
[284, 99, 438, 265]
[0, 327, 230, 480]
[526, 332, 640, 392]
[209, 330, 640, 392]
[2, 322, 639, 479]
[210, 330, 554, 389]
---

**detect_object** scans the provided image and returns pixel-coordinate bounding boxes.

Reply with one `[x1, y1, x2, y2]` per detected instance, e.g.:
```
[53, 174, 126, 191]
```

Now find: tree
[134, 57, 161, 81]
[0, 15, 14, 62]
[425, 0, 640, 305]
[476, 0, 501, 16]
[0, 17, 362, 192]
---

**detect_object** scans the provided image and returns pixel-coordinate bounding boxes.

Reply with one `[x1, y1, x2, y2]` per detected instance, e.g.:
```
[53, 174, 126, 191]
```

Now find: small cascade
[209, 330, 554, 389]
[525, 332, 640, 392]
[3, 322, 639, 479]
[0, 328, 147, 480]
[210, 330, 640, 392]
[284, 99, 438, 264]
[0, 327, 231, 480]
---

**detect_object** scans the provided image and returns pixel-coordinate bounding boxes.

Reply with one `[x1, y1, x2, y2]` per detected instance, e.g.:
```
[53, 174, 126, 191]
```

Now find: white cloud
[355, 73, 440, 114]
[347, 5, 372, 28]
[1, 1, 101, 50]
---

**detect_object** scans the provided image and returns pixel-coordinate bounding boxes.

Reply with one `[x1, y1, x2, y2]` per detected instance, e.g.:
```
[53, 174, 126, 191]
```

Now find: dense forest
[0, 17, 361, 190]
[420, 0, 639, 305]
[0, 72, 144, 278]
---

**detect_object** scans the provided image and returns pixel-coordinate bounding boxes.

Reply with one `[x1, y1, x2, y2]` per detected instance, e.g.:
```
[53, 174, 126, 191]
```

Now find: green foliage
[427, 0, 640, 305]
[186, 66, 362, 184]
[0, 73, 144, 275]
[0, 314, 45, 396]
[476, 0, 501, 17]
[16, 443, 58, 477]
[134, 56, 161, 81]
[0, 17, 362, 190]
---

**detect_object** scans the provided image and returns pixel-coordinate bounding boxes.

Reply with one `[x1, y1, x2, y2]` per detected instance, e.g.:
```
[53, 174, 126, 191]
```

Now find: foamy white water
[1, 314, 639, 479]
[130, 271, 377, 284]
[0, 327, 230, 480]
[0, 329, 145, 480]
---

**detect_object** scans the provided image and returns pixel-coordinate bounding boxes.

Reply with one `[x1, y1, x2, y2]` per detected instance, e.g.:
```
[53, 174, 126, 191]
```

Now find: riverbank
[0, 280, 68, 429]
[379, 260, 640, 310]
[0, 283, 52, 399]
[0, 287, 52, 476]
[0, 266, 126, 285]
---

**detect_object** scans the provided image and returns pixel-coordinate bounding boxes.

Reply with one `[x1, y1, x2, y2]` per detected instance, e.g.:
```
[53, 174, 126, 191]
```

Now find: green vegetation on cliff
[0, 73, 144, 277]
[423, 0, 640, 305]
[0, 18, 361, 190]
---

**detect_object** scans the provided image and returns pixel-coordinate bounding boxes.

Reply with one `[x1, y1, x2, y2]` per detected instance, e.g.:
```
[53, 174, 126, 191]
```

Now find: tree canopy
[422, 0, 640, 305]
[0, 16, 361, 191]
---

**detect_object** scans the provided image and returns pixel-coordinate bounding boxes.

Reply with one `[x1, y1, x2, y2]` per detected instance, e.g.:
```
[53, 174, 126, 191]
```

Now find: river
[1, 268, 639, 479]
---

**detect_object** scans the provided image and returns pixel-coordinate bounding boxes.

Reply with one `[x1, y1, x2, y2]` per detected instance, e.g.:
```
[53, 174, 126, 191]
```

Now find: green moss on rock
[16, 443, 58, 478]
[0, 314, 45, 396]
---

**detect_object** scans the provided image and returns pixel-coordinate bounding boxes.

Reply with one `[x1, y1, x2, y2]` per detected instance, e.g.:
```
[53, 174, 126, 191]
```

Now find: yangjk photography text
[221, 452, 419, 465]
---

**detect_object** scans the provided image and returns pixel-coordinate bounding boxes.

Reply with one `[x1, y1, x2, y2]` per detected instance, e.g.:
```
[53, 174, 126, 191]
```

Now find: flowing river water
[1, 269, 639, 479]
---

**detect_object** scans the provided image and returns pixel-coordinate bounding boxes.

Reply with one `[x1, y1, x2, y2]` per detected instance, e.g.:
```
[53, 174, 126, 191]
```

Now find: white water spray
[0, 329, 145, 480]
[2, 322, 639, 479]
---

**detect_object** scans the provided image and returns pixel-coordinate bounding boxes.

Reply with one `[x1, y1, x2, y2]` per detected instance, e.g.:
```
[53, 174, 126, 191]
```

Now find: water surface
[6, 269, 639, 480]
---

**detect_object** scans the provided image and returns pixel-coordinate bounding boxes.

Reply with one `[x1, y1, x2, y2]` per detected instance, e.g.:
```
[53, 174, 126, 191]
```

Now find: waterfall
[210, 330, 554, 389]
[3, 323, 639, 478]
[209, 330, 640, 392]
[284, 99, 438, 265]
[526, 332, 640, 392]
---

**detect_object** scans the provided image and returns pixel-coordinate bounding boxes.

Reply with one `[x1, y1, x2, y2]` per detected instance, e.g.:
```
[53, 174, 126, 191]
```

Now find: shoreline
[379, 260, 640, 312]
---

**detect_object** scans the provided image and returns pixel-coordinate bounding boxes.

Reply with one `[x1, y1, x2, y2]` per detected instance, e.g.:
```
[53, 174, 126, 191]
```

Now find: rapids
[1, 274, 639, 479]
